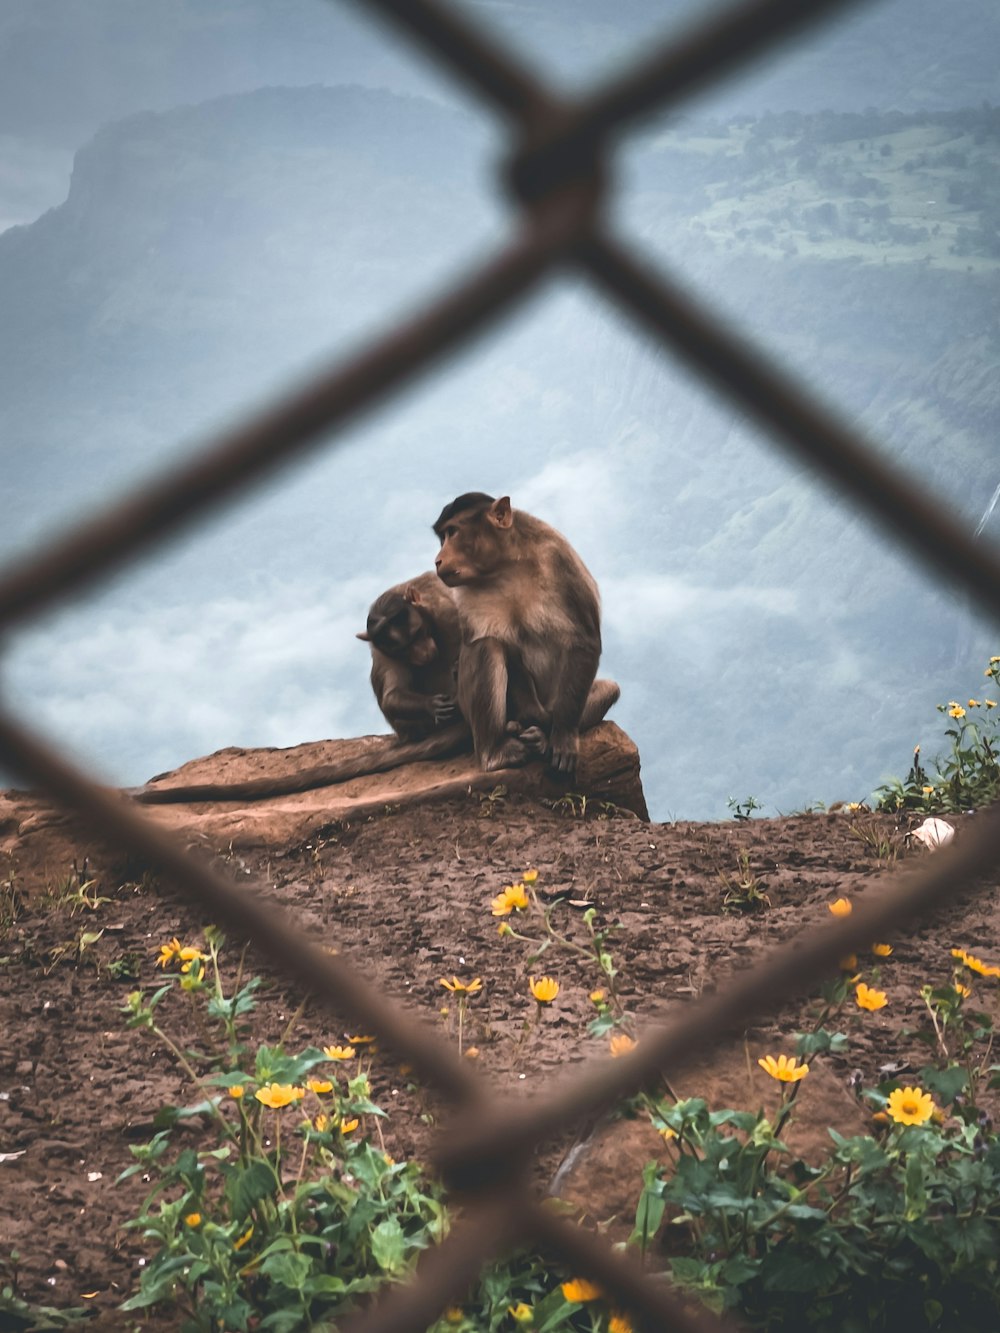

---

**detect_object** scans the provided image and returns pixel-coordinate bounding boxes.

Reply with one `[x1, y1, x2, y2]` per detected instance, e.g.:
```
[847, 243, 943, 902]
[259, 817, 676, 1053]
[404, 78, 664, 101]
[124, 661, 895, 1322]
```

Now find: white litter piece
[908, 817, 955, 850]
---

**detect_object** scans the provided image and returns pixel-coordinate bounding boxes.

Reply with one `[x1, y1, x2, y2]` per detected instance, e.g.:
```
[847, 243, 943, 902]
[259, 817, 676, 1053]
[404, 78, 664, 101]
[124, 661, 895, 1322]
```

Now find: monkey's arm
[374, 660, 456, 732]
[130, 724, 470, 804]
[544, 641, 601, 775]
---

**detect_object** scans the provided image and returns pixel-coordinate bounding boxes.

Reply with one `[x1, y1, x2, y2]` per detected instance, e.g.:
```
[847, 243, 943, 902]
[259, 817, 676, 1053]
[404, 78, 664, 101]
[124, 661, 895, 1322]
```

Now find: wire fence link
[3, 0, 1000, 1328]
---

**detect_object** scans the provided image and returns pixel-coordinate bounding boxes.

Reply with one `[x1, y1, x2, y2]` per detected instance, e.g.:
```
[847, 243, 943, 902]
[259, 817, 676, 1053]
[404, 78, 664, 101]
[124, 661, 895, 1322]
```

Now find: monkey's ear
[356, 631, 372, 641]
[490, 496, 513, 529]
[404, 583, 422, 605]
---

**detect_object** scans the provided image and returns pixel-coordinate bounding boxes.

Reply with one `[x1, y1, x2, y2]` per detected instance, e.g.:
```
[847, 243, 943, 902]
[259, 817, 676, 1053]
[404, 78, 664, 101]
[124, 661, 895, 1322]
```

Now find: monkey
[356, 572, 462, 741]
[433, 492, 619, 777]
[130, 574, 470, 805]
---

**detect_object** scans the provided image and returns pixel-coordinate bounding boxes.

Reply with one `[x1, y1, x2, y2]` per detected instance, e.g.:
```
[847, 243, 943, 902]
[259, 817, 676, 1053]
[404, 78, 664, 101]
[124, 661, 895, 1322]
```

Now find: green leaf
[370, 1218, 409, 1276]
[224, 1159, 278, 1221]
[260, 1249, 311, 1292]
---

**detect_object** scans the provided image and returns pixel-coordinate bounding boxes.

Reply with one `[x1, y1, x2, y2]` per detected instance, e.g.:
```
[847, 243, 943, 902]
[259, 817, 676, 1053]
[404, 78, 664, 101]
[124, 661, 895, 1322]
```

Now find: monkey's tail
[129, 726, 470, 805]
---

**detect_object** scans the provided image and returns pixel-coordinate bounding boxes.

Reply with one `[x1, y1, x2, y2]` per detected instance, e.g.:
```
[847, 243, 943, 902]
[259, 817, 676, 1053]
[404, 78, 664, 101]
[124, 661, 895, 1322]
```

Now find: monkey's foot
[547, 730, 580, 777]
[518, 725, 548, 755]
[481, 737, 535, 770]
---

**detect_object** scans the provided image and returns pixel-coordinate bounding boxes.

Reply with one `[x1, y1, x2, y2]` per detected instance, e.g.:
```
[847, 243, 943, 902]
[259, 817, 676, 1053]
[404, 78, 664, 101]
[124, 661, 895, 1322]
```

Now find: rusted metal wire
[2, 0, 997, 1327]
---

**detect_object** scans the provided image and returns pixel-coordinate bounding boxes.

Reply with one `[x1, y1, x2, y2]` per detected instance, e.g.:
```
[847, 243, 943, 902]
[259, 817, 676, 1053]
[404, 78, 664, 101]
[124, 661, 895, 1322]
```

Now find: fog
[1, 0, 997, 818]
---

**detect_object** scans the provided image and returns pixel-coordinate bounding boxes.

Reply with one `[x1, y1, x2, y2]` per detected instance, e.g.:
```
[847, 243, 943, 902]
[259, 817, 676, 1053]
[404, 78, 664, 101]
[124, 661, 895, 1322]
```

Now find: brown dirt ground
[1, 788, 997, 1329]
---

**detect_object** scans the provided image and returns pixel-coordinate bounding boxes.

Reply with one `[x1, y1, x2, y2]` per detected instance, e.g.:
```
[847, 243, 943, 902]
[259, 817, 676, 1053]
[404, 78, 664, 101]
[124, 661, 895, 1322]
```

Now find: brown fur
[433, 493, 618, 775]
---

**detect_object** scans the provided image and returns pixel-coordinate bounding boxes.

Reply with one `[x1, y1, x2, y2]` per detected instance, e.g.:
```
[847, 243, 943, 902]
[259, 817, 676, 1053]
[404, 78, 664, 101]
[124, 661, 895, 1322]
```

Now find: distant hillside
[1, 86, 996, 818]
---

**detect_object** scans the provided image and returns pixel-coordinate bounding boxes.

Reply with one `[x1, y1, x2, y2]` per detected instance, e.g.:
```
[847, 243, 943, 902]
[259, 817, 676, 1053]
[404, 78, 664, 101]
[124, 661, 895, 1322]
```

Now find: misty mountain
[1, 85, 996, 818]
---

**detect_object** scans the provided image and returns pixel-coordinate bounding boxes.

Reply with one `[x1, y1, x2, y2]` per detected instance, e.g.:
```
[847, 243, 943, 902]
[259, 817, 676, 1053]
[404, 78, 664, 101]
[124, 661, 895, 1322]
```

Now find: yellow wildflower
[491, 883, 529, 916]
[444, 1311, 464, 1326]
[228, 1084, 245, 1100]
[955, 982, 971, 998]
[757, 1054, 809, 1083]
[951, 947, 970, 964]
[968, 699, 980, 708]
[464, 1046, 480, 1059]
[233, 1224, 254, 1250]
[522, 869, 539, 883]
[872, 943, 893, 957]
[922, 785, 934, 796]
[561, 1278, 602, 1303]
[509, 1303, 533, 1323]
[986, 699, 997, 709]
[184, 1212, 202, 1228]
[255, 1083, 305, 1109]
[156, 938, 183, 968]
[948, 704, 966, 720]
[856, 982, 888, 1011]
[828, 897, 852, 917]
[347, 1034, 376, 1045]
[440, 977, 483, 994]
[886, 1085, 935, 1126]
[589, 988, 607, 1005]
[658, 1125, 677, 1142]
[307, 1078, 333, 1095]
[609, 1316, 634, 1333]
[529, 976, 559, 1004]
[962, 952, 1000, 978]
[314, 1114, 330, 1133]
[609, 1032, 637, 1058]
[323, 1045, 357, 1061]
[498, 922, 512, 937]
[340, 1117, 360, 1135]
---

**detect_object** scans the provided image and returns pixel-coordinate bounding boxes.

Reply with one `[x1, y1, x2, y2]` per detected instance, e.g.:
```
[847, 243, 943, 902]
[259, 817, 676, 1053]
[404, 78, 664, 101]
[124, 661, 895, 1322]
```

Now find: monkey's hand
[547, 729, 580, 776]
[517, 725, 548, 756]
[430, 693, 459, 725]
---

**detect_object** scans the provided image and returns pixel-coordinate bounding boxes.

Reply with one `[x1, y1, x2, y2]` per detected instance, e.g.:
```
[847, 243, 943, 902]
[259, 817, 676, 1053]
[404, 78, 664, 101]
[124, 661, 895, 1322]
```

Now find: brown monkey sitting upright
[433, 493, 619, 776]
[356, 572, 462, 741]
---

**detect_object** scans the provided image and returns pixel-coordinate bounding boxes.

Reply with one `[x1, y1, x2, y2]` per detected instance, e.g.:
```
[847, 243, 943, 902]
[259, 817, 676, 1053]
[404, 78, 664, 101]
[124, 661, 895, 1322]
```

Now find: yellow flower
[498, 922, 513, 937]
[886, 1085, 936, 1126]
[962, 952, 1000, 978]
[522, 869, 539, 883]
[872, 943, 893, 957]
[589, 989, 607, 1005]
[948, 705, 966, 720]
[233, 1224, 254, 1251]
[440, 977, 483, 994]
[340, 1117, 360, 1135]
[156, 937, 183, 968]
[228, 1084, 245, 1100]
[509, 1303, 533, 1323]
[757, 1054, 809, 1083]
[561, 1278, 602, 1303]
[255, 1083, 306, 1109]
[955, 982, 972, 998]
[609, 1033, 637, 1058]
[178, 946, 204, 963]
[828, 897, 852, 917]
[491, 884, 529, 916]
[323, 1045, 356, 1061]
[658, 1125, 677, 1142]
[922, 785, 934, 796]
[968, 698, 981, 707]
[307, 1078, 333, 1095]
[609, 1316, 634, 1333]
[184, 1212, 202, 1228]
[314, 1114, 330, 1133]
[856, 982, 888, 1011]
[529, 976, 559, 1004]
[951, 947, 970, 964]
[986, 699, 997, 709]
[347, 1034, 377, 1045]
[464, 1046, 480, 1059]
[444, 1311, 464, 1326]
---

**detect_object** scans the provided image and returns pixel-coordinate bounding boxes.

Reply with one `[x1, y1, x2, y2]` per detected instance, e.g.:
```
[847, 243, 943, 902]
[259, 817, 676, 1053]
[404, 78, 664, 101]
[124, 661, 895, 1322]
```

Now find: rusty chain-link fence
[3, 0, 1000, 1328]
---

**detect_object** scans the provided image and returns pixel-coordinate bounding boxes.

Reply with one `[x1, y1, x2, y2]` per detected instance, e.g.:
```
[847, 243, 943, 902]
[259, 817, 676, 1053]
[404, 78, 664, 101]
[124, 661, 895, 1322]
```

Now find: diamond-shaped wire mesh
[3, 0, 1000, 1329]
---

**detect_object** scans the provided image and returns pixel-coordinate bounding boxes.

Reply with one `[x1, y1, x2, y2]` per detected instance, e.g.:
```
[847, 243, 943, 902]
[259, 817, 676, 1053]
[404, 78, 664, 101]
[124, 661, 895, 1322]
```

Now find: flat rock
[133, 721, 648, 848]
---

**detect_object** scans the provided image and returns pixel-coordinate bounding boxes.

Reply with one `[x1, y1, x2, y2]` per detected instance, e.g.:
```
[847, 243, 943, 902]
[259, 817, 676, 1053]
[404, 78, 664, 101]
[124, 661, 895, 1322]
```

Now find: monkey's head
[357, 585, 439, 665]
[433, 493, 513, 587]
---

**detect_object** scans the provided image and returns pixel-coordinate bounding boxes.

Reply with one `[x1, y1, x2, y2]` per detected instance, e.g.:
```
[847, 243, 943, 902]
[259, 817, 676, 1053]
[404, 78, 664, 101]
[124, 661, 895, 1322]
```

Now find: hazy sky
[2, 0, 997, 818]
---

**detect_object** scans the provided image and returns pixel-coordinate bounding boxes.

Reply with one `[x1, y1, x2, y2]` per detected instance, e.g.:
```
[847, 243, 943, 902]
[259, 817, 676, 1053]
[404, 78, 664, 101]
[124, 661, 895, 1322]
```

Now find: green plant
[874, 656, 1000, 812]
[121, 931, 634, 1332]
[727, 795, 763, 821]
[628, 950, 1000, 1330]
[718, 851, 771, 913]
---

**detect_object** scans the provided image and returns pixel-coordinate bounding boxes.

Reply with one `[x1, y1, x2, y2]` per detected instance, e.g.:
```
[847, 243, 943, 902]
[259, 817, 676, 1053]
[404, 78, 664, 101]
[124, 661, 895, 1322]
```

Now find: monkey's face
[375, 607, 439, 666]
[435, 508, 507, 586]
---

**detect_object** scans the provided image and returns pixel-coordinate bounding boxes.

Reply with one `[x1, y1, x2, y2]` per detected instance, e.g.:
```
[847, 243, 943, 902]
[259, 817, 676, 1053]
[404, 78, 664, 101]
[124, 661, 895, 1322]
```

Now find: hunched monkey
[132, 574, 469, 805]
[356, 572, 461, 741]
[433, 492, 619, 775]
